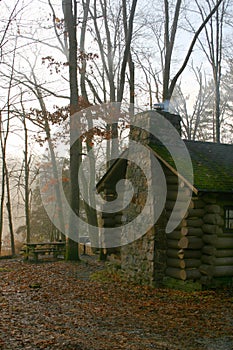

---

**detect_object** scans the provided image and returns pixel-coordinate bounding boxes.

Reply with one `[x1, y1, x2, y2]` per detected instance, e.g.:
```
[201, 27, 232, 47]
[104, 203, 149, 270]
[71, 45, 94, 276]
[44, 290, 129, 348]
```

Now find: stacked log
[101, 188, 125, 228]
[165, 170, 203, 280]
[100, 188, 124, 253]
[200, 198, 233, 282]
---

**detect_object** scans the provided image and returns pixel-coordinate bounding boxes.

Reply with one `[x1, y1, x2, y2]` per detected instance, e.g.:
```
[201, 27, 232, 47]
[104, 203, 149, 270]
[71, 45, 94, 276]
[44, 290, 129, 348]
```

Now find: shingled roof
[97, 139, 233, 194]
[151, 140, 233, 193]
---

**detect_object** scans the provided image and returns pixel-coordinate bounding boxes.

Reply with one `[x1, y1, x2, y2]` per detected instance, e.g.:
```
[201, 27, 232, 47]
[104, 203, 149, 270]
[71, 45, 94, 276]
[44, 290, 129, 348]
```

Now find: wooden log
[213, 265, 233, 277]
[215, 237, 233, 249]
[215, 249, 233, 258]
[178, 181, 187, 189]
[202, 255, 215, 265]
[166, 200, 189, 211]
[166, 175, 178, 185]
[185, 227, 203, 237]
[167, 258, 186, 269]
[203, 214, 224, 226]
[188, 208, 205, 218]
[185, 268, 201, 280]
[167, 239, 180, 249]
[166, 189, 191, 202]
[203, 234, 218, 245]
[167, 227, 188, 239]
[114, 214, 123, 225]
[166, 267, 187, 280]
[167, 258, 201, 269]
[183, 236, 203, 249]
[181, 227, 188, 235]
[168, 219, 187, 230]
[202, 224, 223, 235]
[167, 236, 195, 249]
[102, 212, 116, 219]
[102, 217, 116, 227]
[182, 250, 202, 259]
[184, 259, 201, 268]
[202, 194, 217, 204]
[167, 184, 178, 192]
[168, 208, 189, 218]
[187, 218, 203, 227]
[205, 204, 222, 214]
[166, 210, 188, 221]
[178, 237, 189, 249]
[214, 257, 233, 266]
[166, 200, 175, 211]
[189, 201, 195, 209]
[167, 184, 185, 191]
[168, 237, 203, 250]
[202, 245, 216, 256]
[167, 249, 184, 259]
[104, 194, 117, 201]
[199, 264, 214, 276]
[191, 198, 205, 209]
[163, 166, 174, 175]
[177, 219, 188, 228]
[166, 231, 182, 240]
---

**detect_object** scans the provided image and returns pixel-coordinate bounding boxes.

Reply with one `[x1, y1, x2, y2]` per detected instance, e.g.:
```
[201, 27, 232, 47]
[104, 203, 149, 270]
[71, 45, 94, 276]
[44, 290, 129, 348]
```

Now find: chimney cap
[153, 103, 164, 111]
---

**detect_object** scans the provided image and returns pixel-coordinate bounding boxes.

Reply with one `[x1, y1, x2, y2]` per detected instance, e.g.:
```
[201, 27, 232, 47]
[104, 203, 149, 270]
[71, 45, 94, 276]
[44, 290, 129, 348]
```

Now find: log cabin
[96, 110, 233, 290]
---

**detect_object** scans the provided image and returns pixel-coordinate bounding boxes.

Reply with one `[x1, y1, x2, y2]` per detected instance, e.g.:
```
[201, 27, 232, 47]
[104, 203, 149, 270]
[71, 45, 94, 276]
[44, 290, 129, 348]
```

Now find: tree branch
[168, 0, 224, 100]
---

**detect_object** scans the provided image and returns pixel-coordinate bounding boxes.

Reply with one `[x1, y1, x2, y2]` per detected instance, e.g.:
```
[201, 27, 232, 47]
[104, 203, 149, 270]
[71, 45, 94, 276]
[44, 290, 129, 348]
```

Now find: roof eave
[148, 145, 199, 195]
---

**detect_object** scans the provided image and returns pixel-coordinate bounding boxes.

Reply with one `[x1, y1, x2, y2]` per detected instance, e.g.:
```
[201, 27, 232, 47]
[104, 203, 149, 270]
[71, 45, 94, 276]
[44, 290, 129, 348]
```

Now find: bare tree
[0, 0, 21, 61]
[136, 0, 225, 110]
[63, 0, 80, 261]
[171, 64, 215, 140]
[194, 0, 230, 142]
[219, 57, 233, 143]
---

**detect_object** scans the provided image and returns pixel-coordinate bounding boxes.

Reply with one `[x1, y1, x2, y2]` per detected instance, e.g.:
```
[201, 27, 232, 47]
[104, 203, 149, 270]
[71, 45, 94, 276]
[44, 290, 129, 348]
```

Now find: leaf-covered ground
[0, 256, 232, 350]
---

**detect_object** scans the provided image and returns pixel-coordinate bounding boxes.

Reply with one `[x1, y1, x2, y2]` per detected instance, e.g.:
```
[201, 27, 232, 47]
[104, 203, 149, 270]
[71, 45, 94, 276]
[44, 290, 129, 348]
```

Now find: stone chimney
[149, 110, 182, 146]
[156, 110, 181, 136]
[130, 110, 182, 146]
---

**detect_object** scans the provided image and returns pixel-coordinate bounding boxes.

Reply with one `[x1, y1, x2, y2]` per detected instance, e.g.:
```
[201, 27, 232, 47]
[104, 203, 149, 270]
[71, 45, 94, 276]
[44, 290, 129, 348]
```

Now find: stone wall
[121, 110, 171, 286]
[120, 149, 157, 286]
[121, 228, 156, 285]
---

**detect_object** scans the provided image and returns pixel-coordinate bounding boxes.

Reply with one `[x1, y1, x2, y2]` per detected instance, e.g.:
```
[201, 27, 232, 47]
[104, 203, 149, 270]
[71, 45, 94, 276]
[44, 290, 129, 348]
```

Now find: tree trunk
[20, 98, 31, 244]
[63, 0, 80, 261]
[30, 74, 66, 242]
[5, 167, 15, 255]
[164, 0, 225, 105]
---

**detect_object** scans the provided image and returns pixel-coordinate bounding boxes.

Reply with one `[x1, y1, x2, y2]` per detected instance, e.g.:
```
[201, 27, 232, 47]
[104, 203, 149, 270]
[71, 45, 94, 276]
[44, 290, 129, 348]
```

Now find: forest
[0, 1, 233, 349]
[0, 0, 232, 258]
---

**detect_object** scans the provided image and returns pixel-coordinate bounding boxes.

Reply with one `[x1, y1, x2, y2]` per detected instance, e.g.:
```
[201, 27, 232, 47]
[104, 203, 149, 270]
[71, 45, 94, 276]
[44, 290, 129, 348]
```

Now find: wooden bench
[21, 242, 66, 261]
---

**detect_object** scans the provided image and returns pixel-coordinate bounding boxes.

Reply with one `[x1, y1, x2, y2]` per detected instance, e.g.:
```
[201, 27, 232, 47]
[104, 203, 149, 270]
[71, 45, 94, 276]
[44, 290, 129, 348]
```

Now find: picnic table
[21, 241, 66, 261]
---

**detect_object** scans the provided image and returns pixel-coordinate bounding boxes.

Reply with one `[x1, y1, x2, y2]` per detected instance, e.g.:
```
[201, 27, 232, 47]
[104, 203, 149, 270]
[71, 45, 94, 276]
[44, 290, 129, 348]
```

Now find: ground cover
[0, 256, 232, 350]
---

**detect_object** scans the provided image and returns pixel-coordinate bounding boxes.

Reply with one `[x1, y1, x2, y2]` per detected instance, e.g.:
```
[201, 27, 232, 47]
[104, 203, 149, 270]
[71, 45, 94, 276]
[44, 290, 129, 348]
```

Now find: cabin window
[224, 207, 233, 232]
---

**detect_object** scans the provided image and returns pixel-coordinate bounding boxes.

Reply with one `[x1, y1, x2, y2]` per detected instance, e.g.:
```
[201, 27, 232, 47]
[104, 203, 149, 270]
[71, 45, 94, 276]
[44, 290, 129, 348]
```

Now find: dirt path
[0, 257, 232, 350]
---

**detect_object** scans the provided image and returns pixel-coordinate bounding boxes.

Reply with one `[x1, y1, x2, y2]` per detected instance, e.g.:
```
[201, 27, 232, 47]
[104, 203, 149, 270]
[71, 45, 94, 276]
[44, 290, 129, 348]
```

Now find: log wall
[164, 168, 233, 286]
[98, 110, 233, 290]
[165, 168, 203, 281]
[200, 194, 233, 285]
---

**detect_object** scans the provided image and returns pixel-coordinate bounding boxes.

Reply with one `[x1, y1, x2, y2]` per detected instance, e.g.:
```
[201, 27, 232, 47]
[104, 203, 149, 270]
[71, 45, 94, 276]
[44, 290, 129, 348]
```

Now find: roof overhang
[148, 145, 199, 195]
